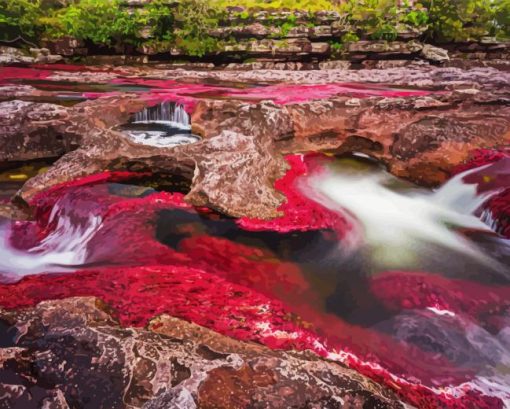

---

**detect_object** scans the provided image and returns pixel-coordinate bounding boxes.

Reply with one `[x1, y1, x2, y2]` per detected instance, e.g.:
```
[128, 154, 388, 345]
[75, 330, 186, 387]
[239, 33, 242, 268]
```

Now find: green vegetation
[59, 0, 138, 45]
[421, 0, 510, 41]
[0, 0, 45, 41]
[214, 0, 340, 12]
[0, 0, 508, 56]
[173, 0, 222, 56]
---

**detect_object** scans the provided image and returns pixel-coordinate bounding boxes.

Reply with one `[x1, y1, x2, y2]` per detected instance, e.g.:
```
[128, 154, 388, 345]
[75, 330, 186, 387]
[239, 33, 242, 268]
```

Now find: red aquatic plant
[0, 154, 509, 408]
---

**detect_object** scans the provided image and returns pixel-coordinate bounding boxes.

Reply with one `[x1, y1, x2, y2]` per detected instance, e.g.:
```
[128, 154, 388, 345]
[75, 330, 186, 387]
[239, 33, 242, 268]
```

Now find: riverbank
[0, 18, 510, 406]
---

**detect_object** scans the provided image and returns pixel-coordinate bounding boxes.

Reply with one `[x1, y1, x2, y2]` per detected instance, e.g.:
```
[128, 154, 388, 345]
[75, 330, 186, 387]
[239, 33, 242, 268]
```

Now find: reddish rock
[192, 91, 510, 186]
[1, 64, 509, 218]
[0, 297, 404, 409]
[0, 100, 78, 162]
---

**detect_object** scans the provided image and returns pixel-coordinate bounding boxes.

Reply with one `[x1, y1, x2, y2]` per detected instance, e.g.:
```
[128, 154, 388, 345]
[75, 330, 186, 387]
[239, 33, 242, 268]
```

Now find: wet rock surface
[0, 100, 78, 163]
[0, 296, 404, 409]
[0, 65, 509, 218]
[9, 96, 287, 219]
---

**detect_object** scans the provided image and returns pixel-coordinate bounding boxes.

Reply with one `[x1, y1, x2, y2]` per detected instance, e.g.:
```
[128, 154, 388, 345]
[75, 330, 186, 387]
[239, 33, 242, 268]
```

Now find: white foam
[134, 102, 190, 127]
[127, 130, 200, 147]
[0, 199, 102, 282]
[304, 163, 506, 268]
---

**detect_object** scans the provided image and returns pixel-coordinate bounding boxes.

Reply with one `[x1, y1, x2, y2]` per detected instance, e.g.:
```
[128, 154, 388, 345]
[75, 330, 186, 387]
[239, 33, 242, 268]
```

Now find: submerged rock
[0, 296, 404, 409]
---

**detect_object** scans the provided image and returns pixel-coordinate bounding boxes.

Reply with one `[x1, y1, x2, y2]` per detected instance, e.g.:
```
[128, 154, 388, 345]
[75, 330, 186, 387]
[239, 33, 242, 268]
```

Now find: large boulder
[0, 296, 404, 409]
[2, 65, 509, 218]
[0, 100, 77, 163]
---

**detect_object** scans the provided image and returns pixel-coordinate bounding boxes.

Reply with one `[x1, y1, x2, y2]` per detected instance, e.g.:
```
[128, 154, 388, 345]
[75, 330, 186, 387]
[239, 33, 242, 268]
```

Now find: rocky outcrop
[191, 92, 510, 186]
[0, 296, 404, 408]
[0, 100, 79, 163]
[346, 40, 424, 60]
[3, 96, 287, 219]
[0, 46, 63, 65]
[1, 65, 509, 218]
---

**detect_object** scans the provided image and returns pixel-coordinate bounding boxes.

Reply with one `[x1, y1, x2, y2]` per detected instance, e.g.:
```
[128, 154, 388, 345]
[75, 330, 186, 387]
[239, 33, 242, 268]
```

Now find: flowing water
[1, 66, 510, 407]
[120, 101, 201, 147]
[306, 157, 510, 273]
[1, 154, 509, 407]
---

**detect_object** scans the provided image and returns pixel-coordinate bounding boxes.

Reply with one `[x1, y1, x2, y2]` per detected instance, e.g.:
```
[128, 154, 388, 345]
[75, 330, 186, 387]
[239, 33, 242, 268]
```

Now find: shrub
[173, 0, 222, 57]
[340, 0, 402, 40]
[404, 9, 429, 27]
[1, 0, 508, 54]
[341, 32, 360, 43]
[138, 0, 175, 41]
[420, 0, 507, 42]
[212, 0, 340, 12]
[0, 0, 45, 41]
[56, 0, 138, 45]
[494, 0, 510, 38]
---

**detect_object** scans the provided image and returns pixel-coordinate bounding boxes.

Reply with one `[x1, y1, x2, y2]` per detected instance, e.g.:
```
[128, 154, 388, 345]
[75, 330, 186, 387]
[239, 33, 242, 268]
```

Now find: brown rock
[0, 47, 34, 65]
[421, 44, 449, 63]
[311, 25, 333, 38]
[43, 37, 87, 56]
[311, 42, 331, 54]
[319, 60, 351, 70]
[211, 23, 275, 39]
[12, 97, 287, 219]
[285, 25, 310, 39]
[191, 90, 510, 186]
[348, 41, 423, 55]
[3, 65, 510, 219]
[0, 297, 404, 409]
[0, 100, 78, 163]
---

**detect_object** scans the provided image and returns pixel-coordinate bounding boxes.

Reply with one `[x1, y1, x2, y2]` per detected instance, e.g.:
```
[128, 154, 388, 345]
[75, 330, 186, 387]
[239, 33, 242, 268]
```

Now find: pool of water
[0, 153, 509, 407]
[1, 64, 510, 407]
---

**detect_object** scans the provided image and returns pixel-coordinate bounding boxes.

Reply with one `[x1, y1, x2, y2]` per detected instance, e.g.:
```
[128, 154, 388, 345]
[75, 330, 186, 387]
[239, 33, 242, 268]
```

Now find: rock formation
[0, 297, 404, 409]
[1, 65, 508, 218]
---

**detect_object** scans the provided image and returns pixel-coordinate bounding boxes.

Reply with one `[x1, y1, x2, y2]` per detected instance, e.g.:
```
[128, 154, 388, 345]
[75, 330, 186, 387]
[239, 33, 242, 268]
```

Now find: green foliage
[139, 0, 175, 41]
[276, 15, 298, 36]
[56, 0, 137, 45]
[494, 0, 510, 38]
[239, 10, 250, 20]
[279, 22, 295, 36]
[174, 0, 221, 56]
[331, 41, 343, 50]
[1, 0, 509, 56]
[330, 40, 346, 57]
[341, 32, 360, 43]
[420, 0, 509, 41]
[340, 0, 413, 41]
[212, 0, 339, 12]
[0, 0, 45, 40]
[404, 9, 428, 27]
[372, 24, 398, 41]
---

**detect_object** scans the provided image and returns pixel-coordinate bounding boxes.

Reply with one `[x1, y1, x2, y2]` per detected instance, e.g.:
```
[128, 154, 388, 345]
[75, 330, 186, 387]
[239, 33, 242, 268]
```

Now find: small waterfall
[123, 101, 200, 148]
[304, 159, 509, 270]
[0, 199, 102, 282]
[133, 102, 191, 130]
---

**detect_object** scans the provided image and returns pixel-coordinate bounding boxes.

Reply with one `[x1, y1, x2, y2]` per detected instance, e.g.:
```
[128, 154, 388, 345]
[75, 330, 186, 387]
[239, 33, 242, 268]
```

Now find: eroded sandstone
[1, 65, 509, 219]
[0, 297, 404, 409]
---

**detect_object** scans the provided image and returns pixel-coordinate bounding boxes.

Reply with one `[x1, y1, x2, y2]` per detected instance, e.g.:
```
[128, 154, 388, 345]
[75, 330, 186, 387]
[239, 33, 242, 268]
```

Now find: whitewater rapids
[304, 156, 509, 271]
